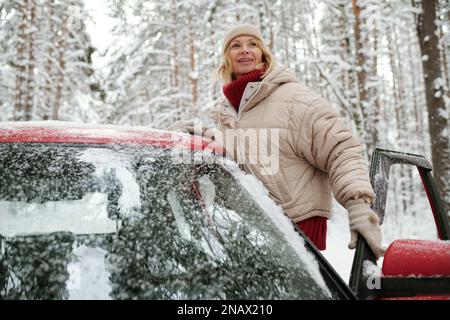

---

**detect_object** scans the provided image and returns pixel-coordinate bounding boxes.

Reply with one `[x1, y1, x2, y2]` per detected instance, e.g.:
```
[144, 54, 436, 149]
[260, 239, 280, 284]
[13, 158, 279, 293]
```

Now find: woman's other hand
[346, 198, 387, 259]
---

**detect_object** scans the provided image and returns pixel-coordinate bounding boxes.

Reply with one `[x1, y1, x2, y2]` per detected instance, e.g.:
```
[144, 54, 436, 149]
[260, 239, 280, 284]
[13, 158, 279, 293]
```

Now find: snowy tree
[316, 1, 364, 142]
[102, 0, 193, 127]
[0, 0, 102, 122]
[101, 0, 325, 129]
[314, 0, 381, 159]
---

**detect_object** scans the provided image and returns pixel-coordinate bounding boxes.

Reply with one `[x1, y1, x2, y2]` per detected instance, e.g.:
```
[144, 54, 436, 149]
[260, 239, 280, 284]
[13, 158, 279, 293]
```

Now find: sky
[83, 0, 115, 66]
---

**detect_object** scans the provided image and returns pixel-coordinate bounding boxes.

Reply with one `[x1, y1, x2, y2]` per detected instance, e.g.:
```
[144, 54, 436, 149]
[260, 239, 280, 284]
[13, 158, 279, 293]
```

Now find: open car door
[349, 148, 450, 300]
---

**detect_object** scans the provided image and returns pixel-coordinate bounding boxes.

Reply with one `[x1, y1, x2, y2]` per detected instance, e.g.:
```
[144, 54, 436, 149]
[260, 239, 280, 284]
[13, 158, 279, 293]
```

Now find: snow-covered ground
[322, 202, 356, 283]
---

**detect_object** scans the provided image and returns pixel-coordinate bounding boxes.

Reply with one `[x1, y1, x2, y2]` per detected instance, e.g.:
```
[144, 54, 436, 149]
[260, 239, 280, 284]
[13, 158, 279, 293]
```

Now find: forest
[0, 0, 449, 236]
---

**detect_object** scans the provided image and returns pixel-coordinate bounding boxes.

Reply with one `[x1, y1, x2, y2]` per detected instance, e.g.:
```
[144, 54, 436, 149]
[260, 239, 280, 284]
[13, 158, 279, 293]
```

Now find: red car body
[0, 121, 224, 154]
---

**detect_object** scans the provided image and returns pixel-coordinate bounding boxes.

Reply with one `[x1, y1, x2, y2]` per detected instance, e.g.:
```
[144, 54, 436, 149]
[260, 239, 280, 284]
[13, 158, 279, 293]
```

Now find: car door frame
[348, 147, 450, 300]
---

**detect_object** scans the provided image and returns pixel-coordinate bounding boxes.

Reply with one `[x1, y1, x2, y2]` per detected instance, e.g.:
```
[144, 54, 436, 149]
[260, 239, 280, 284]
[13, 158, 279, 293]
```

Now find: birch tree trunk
[369, 5, 381, 152]
[438, 1, 450, 93]
[44, 0, 55, 120]
[171, 0, 180, 112]
[338, 2, 352, 99]
[280, 4, 290, 65]
[24, 0, 36, 120]
[187, 13, 198, 110]
[53, 3, 68, 120]
[13, 0, 28, 120]
[352, 0, 371, 157]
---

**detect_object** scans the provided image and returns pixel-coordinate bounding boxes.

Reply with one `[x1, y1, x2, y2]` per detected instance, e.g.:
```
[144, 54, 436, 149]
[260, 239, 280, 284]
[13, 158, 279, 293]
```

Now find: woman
[172, 24, 385, 258]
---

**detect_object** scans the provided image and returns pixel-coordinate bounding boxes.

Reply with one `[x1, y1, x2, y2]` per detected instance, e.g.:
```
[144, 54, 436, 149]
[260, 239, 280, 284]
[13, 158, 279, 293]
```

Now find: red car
[0, 121, 448, 300]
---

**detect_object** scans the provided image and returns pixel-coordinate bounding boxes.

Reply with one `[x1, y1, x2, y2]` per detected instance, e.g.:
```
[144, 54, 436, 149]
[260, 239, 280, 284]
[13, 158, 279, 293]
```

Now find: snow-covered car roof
[0, 121, 224, 154]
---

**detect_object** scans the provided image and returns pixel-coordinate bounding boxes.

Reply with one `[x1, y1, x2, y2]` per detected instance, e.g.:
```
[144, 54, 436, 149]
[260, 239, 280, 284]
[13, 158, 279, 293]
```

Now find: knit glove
[183, 125, 216, 140]
[166, 120, 195, 132]
[346, 199, 386, 259]
[166, 120, 216, 140]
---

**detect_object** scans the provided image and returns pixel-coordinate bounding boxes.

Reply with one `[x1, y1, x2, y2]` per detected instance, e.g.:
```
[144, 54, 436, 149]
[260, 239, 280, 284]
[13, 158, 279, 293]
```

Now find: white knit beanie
[222, 24, 264, 55]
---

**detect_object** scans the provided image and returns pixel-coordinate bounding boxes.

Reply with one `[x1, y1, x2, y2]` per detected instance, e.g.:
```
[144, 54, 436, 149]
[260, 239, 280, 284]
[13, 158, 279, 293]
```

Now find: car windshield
[0, 143, 337, 300]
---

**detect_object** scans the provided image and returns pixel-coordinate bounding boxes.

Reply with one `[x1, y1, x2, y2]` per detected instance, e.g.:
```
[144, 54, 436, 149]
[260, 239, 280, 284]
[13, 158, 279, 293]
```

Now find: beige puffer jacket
[213, 65, 376, 222]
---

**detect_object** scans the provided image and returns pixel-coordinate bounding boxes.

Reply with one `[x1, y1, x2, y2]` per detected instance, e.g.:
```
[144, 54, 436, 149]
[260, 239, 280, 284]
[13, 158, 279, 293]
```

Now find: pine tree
[413, 0, 450, 213]
[0, 0, 100, 122]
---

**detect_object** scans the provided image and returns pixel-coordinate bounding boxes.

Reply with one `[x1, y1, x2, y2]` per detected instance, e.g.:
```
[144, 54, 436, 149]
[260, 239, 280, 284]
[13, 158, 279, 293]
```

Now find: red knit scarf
[223, 69, 263, 110]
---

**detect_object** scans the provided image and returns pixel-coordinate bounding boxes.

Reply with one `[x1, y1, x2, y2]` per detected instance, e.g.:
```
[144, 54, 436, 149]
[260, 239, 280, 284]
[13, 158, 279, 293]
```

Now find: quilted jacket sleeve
[294, 96, 376, 206]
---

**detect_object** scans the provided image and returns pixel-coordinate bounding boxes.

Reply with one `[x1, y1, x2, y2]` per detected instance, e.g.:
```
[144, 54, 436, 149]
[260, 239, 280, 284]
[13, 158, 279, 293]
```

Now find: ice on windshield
[222, 159, 330, 295]
[167, 190, 192, 241]
[0, 145, 334, 299]
[197, 175, 216, 209]
[0, 192, 117, 237]
[67, 245, 112, 300]
[168, 187, 226, 262]
[197, 175, 270, 250]
[78, 148, 142, 219]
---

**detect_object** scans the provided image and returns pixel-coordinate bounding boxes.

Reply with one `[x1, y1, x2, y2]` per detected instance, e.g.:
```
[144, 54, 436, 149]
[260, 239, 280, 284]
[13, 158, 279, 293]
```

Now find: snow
[78, 148, 142, 219]
[362, 259, 382, 279]
[444, 95, 450, 108]
[197, 174, 278, 262]
[83, 0, 115, 61]
[0, 120, 165, 136]
[168, 180, 227, 263]
[362, 260, 382, 290]
[67, 245, 112, 300]
[437, 106, 449, 120]
[197, 175, 217, 208]
[0, 120, 195, 148]
[0, 192, 117, 237]
[322, 202, 356, 282]
[198, 229, 226, 263]
[168, 190, 192, 242]
[189, 71, 199, 80]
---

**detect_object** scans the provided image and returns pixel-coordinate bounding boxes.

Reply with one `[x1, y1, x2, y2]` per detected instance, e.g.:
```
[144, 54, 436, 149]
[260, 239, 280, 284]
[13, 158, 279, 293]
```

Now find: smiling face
[229, 36, 263, 78]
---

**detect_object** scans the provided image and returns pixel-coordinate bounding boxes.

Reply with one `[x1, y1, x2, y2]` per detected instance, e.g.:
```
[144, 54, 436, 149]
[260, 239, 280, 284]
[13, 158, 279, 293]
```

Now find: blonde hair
[215, 38, 275, 83]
